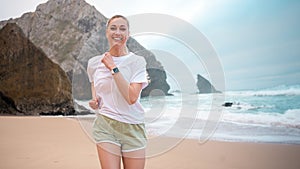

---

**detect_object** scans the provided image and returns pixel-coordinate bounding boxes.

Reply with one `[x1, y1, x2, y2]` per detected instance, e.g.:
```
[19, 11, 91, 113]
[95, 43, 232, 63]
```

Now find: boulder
[0, 23, 74, 115]
[222, 102, 233, 107]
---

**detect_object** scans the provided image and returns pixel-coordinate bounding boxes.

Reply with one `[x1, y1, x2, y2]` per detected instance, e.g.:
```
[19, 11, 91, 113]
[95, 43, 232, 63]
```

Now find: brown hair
[106, 15, 130, 29]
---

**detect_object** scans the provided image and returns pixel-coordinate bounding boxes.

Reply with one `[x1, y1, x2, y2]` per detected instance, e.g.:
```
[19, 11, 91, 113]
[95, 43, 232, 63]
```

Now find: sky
[1, 0, 300, 91]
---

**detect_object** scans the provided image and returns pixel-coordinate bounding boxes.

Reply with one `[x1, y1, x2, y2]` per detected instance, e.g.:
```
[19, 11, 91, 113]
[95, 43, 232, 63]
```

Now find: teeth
[113, 37, 122, 41]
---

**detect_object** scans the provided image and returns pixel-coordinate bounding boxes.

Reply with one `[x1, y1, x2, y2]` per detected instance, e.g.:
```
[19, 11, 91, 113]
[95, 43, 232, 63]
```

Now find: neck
[109, 45, 128, 57]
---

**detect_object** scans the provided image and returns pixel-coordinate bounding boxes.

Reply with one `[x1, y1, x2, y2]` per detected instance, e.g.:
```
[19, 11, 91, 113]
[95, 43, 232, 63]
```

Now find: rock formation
[0, 0, 170, 99]
[140, 68, 171, 97]
[222, 102, 233, 107]
[0, 23, 74, 115]
[196, 74, 221, 94]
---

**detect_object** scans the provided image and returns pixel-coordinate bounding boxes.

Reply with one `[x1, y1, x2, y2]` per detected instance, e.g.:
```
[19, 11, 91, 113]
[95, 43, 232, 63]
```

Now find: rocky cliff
[0, 0, 170, 99]
[0, 23, 74, 115]
[196, 74, 220, 94]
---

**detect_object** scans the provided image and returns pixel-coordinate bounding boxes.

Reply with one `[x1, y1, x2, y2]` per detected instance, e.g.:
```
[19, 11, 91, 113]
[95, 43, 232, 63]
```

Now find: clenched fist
[89, 98, 99, 110]
[101, 52, 116, 70]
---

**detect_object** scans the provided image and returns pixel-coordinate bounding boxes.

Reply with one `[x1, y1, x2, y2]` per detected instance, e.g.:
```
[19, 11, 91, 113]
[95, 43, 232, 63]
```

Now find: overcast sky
[1, 0, 300, 91]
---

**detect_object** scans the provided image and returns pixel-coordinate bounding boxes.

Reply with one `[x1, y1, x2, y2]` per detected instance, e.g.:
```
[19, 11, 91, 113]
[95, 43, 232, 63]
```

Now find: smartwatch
[111, 67, 120, 75]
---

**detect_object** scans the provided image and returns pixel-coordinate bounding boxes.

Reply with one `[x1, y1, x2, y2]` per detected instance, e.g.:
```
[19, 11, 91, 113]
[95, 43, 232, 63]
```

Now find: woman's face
[106, 17, 129, 48]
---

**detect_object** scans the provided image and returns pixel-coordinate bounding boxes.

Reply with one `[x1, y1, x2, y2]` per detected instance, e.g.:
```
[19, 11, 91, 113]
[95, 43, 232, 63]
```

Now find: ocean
[76, 85, 300, 145]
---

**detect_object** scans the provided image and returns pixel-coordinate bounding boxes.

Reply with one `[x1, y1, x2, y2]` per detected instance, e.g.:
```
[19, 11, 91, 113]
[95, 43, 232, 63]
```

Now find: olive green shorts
[92, 114, 147, 152]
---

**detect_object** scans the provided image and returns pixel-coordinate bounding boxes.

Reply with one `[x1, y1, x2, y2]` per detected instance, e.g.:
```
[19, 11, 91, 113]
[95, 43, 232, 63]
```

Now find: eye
[120, 27, 127, 31]
[119, 25, 127, 31]
[110, 26, 117, 31]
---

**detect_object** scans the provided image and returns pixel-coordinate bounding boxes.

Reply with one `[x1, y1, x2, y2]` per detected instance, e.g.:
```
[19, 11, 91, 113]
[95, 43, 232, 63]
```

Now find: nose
[114, 28, 121, 34]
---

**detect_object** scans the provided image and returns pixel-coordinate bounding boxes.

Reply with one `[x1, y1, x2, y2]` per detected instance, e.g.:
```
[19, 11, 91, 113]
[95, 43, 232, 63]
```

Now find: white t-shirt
[87, 52, 148, 124]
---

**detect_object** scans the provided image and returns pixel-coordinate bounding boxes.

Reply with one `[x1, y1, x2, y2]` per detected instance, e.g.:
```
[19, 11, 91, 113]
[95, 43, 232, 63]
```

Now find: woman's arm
[89, 82, 99, 109]
[101, 52, 143, 105]
[113, 73, 143, 105]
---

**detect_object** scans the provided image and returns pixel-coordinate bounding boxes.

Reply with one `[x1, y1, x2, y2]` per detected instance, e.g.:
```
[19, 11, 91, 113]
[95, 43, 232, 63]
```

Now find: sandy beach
[1, 116, 300, 169]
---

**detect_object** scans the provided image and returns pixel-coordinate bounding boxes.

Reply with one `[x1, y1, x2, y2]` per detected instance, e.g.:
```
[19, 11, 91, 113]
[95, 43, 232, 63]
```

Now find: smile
[113, 37, 122, 41]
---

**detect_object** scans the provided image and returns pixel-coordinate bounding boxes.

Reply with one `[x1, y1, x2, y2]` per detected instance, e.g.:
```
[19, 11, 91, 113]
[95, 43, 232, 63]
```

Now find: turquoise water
[140, 85, 300, 144]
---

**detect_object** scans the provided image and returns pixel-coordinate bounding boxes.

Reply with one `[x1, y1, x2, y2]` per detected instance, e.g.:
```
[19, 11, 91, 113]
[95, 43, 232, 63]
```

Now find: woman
[87, 15, 148, 169]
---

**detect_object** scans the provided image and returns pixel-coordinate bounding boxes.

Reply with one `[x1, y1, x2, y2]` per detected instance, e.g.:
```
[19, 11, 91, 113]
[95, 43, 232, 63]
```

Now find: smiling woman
[87, 15, 148, 169]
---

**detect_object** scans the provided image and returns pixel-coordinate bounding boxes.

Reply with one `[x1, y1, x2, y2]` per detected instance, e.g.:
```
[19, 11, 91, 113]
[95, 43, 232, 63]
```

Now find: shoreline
[2, 115, 300, 145]
[1, 116, 300, 169]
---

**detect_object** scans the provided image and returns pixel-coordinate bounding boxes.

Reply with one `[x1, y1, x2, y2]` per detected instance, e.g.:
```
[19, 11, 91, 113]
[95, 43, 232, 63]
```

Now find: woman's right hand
[89, 98, 99, 110]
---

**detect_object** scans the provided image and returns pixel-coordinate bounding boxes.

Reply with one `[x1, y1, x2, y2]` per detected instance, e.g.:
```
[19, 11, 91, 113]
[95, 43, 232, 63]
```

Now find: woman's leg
[122, 149, 146, 169]
[96, 143, 122, 169]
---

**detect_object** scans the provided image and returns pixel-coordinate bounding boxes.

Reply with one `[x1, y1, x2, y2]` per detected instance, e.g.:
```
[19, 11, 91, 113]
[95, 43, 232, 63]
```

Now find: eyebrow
[110, 24, 127, 27]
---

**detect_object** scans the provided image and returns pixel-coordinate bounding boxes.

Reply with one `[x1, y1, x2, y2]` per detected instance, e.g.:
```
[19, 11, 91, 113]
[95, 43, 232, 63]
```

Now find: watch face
[112, 67, 119, 74]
